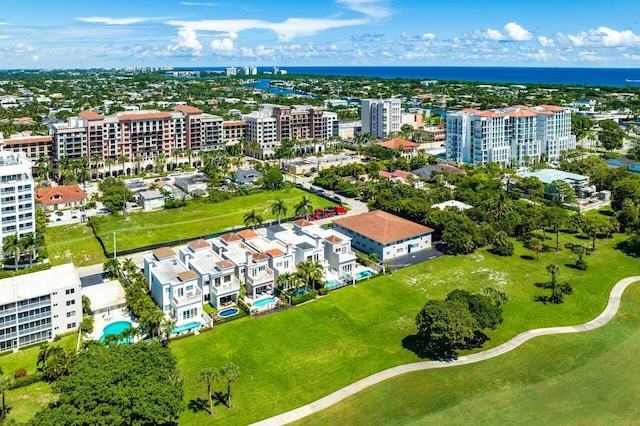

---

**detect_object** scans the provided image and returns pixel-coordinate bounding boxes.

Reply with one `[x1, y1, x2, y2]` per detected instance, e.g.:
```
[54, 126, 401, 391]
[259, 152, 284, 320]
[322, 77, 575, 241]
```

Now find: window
[66, 311, 76, 318]
[186, 285, 194, 291]
[65, 288, 75, 295]
[66, 322, 76, 329]
[65, 300, 75, 306]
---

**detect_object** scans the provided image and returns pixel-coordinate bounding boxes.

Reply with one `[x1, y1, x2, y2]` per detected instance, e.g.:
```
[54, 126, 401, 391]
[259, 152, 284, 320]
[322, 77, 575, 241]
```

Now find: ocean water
[191, 66, 640, 88]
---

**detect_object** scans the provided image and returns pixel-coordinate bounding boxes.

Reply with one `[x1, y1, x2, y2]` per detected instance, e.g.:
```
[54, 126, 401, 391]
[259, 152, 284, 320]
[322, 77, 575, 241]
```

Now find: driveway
[387, 242, 446, 271]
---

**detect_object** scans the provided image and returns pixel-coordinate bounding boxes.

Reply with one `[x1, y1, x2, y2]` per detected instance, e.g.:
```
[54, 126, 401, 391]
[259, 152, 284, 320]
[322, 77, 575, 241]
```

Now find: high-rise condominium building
[361, 99, 402, 138]
[445, 105, 576, 167]
[0, 151, 35, 252]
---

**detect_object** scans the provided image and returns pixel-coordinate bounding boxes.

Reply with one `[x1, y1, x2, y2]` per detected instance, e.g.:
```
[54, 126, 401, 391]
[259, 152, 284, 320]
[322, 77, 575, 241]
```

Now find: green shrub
[575, 259, 588, 270]
[318, 288, 329, 296]
[291, 290, 316, 305]
[14, 368, 27, 378]
[10, 372, 42, 390]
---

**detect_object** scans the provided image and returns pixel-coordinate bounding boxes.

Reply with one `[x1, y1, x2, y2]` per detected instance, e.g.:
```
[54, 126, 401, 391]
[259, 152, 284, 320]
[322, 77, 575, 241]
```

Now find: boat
[625, 79, 640, 82]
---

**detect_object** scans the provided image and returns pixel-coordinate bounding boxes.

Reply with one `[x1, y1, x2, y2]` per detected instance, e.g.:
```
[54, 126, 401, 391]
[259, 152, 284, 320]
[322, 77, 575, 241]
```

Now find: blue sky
[0, 0, 639, 68]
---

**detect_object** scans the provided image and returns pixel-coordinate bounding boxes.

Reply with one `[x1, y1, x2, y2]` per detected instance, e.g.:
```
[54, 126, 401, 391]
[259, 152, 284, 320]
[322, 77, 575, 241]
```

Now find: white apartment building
[445, 105, 576, 167]
[49, 117, 88, 160]
[361, 98, 402, 138]
[0, 151, 35, 252]
[243, 110, 279, 159]
[0, 263, 82, 351]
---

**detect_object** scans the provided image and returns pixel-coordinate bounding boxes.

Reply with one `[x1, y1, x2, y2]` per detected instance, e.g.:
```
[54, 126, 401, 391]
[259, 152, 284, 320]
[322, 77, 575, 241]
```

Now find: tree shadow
[520, 255, 535, 260]
[598, 209, 614, 217]
[616, 241, 640, 258]
[187, 398, 209, 414]
[534, 295, 551, 304]
[401, 334, 457, 361]
[575, 235, 589, 240]
[213, 391, 228, 408]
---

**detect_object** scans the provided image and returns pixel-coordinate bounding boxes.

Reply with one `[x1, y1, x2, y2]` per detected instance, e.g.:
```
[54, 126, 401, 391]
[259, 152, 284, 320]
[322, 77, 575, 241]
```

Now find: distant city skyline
[0, 0, 639, 69]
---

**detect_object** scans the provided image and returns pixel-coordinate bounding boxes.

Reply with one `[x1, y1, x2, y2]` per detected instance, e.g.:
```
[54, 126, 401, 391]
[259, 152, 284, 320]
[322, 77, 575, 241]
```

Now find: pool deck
[88, 309, 138, 342]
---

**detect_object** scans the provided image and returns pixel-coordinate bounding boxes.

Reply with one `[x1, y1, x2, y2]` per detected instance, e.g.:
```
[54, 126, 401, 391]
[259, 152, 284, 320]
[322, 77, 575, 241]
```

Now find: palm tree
[18, 232, 37, 265]
[171, 148, 181, 170]
[243, 209, 263, 230]
[154, 153, 167, 173]
[294, 195, 314, 219]
[0, 374, 12, 423]
[90, 153, 103, 171]
[121, 258, 138, 278]
[118, 155, 129, 176]
[270, 198, 288, 224]
[2, 234, 20, 268]
[220, 362, 240, 408]
[160, 318, 176, 347]
[296, 258, 324, 290]
[35, 155, 52, 180]
[134, 155, 144, 175]
[198, 368, 219, 416]
[185, 149, 194, 168]
[75, 158, 90, 186]
[103, 257, 121, 279]
[104, 158, 115, 178]
[546, 263, 559, 285]
[276, 272, 294, 291]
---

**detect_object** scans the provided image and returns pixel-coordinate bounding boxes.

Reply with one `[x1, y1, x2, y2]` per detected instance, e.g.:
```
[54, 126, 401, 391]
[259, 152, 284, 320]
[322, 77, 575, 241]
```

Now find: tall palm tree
[160, 318, 176, 347]
[104, 158, 115, 178]
[122, 258, 137, 277]
[154, 153, 167, 173]
[243, 209, 263, 230]
[2, 234, 20, 268]
[75, 158, 90, 186]
[296, 258, 324, 290]
[117, 155, 129, 176]
[185, 149, 194, 168]
[134, 155, 144, 175]
[198, 368, 219, 416]
[90, 153, 103, 171]
[171, 148, 181, 170]
[294, 195, 314, 219]
[220, 362, 240, 408]
[19, 232, 37, 265]
[270, 198, 288, 224]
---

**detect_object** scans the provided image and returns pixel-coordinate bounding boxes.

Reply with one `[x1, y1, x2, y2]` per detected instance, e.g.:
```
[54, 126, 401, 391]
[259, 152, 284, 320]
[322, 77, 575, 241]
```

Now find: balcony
[172, 287, 202, 307]
[211, 276, 241, 295]
[247, 267, 274, 286]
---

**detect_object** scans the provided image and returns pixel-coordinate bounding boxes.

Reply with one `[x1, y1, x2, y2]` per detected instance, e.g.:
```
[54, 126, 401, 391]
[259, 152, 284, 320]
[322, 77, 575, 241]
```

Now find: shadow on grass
[187, 398, 209, 414]
[598, 209, 614, 217]
[402, 333, 489, 362]
[616, 240, 640, 258]
[520, 255, 535, 261]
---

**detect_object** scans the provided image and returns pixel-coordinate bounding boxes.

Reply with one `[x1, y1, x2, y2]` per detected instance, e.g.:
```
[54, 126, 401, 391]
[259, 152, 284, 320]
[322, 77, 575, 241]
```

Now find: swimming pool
[99, 321, 132, 341]
[292, 288, 311, 297]
[355, 270, 374, 279]
[325, 280, 341, 288]
[219, 308, 239, 318]
[172, 321, 200, 334]
[253, 296, 276, 308]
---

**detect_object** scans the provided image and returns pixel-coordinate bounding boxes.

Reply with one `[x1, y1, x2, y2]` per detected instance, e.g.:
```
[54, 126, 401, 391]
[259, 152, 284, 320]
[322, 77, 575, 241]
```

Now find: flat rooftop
[82, 279, 126, 312]
[518, 168, 589, 184]
[0, 263, 80, 305]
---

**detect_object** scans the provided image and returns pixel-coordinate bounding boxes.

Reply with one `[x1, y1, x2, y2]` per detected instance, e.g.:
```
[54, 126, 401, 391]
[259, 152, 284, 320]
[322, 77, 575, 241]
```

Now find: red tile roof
[252, 252, 270, 261]
[35, 185, 86, 206]
[119, 112, 171, 121]
[376, 138, 420, 151]
[172, 105, 203, 114]
[223, 121, 246, 126]
[177, 270, 198, 281]
[220, 232, 242, 243]
[539, 104, 565, 112]
[4, 136, 52, 144]
[187, 239, 210, 250]
[237, 229, 259, 240]
[266, 248, 285, 257]
[153, 247, 176, 260]
[292, 219, 313, 227]
[324, 235, 343, 243]
[79, 110, 104, 120]
[334, 210, 433, 245]
[216, 259, 235, 269]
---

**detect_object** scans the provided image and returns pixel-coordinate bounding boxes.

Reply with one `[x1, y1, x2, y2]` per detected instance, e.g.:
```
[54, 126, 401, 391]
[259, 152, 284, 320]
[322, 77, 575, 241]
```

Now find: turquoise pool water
[292, 288, 311, 297]
[355, 270, 374, 279]
[219, 308, 239, 318]
[99, 321, 132, 341]
[253, 296, 276, 308]
[326, 280, 341, 288]
[172, 321, 200, 334]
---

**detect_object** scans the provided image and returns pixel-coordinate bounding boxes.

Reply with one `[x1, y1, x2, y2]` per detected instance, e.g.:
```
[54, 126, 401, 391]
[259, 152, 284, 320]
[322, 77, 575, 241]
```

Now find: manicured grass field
[300, 282, 640, 425]
[91, 188, 333, 254]
[45, 223, 107, 267]
[172, 229, 640, 425]
[0, 335, 76, 377]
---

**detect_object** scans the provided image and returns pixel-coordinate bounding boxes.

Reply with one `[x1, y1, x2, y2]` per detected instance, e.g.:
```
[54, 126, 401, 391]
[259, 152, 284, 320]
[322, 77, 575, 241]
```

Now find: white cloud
[210, 37, 235, 54]
[31, 54, 40, 62]
[76, 16, 159, 25]
[9, 43, 38, 54]
[422, 33, 435, 41]
[504, 22, 532, 41]
[167, 27, 202, 56]
[335, 0, 392, 19]
[538, 36, 555, 47]
[167, 17, 367, 41]
[472, 22, 532, 42]
[560, 26, 640, 47]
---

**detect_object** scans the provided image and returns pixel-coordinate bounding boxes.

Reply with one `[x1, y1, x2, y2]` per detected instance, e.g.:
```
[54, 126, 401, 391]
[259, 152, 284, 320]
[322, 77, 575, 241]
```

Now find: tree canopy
[31, 342, 184, 426]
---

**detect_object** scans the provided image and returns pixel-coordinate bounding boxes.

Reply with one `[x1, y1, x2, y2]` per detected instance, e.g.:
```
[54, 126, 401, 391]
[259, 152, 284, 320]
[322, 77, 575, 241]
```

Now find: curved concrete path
[252, 276, 640, 426]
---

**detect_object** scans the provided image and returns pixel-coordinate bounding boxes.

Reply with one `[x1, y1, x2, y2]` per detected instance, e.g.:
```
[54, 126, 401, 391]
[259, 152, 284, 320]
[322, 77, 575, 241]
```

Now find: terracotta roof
[220, 232, 242, 243]
[223, 120, 246, 126]
[539, 104, 565, 112]
[237, 229, 259, 240]
[172, 105, 203, 114]
[35, 185, 86, 206]
[153, 247, 176, 260]
[376, 138, 420, 151]
[436, 164, 464, 174]
[252, 252, 270, 261]
[216, 259, 235, 269]
[379, 170, 414, 183]
[177, 270, 198, 281]
[474, 110, 504, 118]
[187, 239, 210, 250]
[79, 110, 104, 120]
[506, 110, 537, 118]
[324, 235, 343, 243]
[334, 210, 433, 245]
[292, 219, 313, 227]
[266, 248, 285, 257]
[5, 136, 52, 144]
[119, 112, 171, 121]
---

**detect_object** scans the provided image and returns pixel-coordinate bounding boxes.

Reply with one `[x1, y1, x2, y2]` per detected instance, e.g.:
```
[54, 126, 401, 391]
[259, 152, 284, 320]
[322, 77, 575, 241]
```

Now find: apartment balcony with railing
[247, 266, 274, 286]
[172, 287, 202, 307]
[211, 275, 241, 296]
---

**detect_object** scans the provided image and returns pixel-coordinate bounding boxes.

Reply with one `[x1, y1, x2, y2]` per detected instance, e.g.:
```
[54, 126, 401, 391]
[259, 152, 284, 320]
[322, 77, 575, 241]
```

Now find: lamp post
[113, 231, 117, 259]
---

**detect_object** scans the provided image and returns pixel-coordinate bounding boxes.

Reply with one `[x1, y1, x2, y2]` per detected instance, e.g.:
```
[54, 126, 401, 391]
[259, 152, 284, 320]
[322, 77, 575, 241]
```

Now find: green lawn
[6, 381, 57, 424]
[45, 223, 107, 267]
[172, 230, 640, 425]
[91, 188, 333, 254]
[0, 335, 76, 377]
[300, 282, 640, 425]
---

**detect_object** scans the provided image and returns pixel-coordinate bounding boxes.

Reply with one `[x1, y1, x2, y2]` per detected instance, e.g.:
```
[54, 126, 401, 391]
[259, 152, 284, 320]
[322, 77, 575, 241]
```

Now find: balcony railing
[211, 276, 241, 294]
[172, 288, 202, 306]
[247, 267, 274, 286]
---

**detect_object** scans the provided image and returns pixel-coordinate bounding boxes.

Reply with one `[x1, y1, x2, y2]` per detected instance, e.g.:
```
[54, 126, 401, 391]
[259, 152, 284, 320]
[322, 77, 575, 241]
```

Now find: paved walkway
[251, 275, 640, 426]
